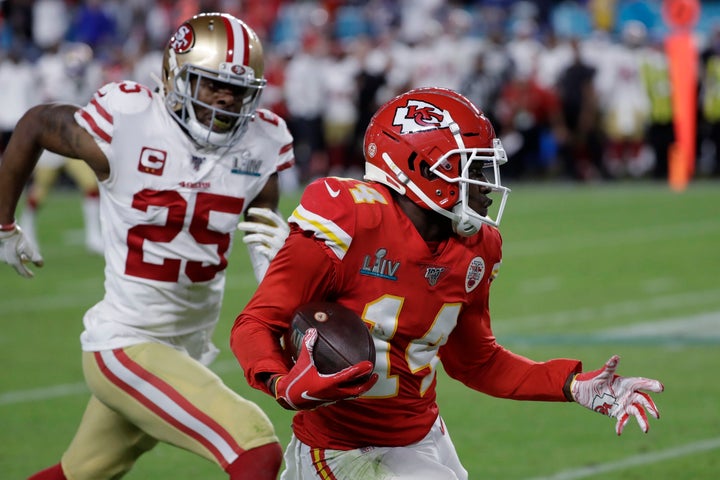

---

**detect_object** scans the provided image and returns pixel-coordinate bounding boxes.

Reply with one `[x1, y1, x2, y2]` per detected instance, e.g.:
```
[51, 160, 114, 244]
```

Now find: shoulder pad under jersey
[96, 81, 156, 115]
[252, 108, 293, 144]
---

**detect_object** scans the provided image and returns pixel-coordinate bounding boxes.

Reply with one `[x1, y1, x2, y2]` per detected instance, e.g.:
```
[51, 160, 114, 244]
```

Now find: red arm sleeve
[230, 228, 337, 395]
[439, 299, 581, 402]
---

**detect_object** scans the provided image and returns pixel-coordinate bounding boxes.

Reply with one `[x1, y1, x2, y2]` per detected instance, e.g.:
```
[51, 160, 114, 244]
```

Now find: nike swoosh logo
[301, 391, 329, 402]
[324, 180, 340, 198]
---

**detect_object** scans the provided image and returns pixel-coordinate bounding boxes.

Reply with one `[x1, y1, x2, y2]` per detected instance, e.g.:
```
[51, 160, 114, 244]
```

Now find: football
[286, 301, 376, 378]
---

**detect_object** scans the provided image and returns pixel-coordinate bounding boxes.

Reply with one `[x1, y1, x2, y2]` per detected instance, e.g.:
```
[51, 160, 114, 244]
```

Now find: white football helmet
[364, 87, 510, 235]
[162, 13, 266, 149]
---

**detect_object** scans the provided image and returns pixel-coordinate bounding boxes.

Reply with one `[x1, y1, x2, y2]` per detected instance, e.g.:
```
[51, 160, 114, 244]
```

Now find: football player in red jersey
[0, 13, 293, 480]
[231, 87, 664, 479]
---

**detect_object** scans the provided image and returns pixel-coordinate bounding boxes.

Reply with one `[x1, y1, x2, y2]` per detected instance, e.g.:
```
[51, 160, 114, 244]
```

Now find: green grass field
[2, 180, 719, 479]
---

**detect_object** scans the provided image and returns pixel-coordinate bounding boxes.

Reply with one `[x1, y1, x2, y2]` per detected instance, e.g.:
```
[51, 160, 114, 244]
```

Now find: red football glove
[273, 328, 377, 410]
[571, 355, 664, 435]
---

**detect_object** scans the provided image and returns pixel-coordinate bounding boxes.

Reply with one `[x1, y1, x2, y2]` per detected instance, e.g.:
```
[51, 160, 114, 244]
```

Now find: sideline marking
[527, 437, 720, 480]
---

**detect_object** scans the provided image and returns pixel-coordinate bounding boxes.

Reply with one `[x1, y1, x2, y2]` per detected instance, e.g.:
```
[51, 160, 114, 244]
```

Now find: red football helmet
[363, 87, 509, 235]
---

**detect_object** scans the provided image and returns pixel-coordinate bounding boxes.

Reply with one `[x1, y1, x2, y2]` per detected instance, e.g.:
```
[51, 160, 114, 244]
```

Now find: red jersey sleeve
[440, 290, 581, 401]
[439, 225, 581, 401]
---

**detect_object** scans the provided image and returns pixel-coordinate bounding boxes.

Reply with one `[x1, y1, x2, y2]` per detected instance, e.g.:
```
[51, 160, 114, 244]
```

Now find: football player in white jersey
[0, 13, 293, 480]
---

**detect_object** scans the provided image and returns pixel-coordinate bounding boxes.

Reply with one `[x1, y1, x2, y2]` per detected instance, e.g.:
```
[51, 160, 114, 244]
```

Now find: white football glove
[0, 223, 44, 278]
[237, 207, 289, 283]
[571, 355, 664, 435]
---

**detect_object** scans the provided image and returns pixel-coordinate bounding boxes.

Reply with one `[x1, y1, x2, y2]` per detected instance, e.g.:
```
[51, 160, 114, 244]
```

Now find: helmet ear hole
[407, 152, 418, 172]
[419, 161, 437, 180]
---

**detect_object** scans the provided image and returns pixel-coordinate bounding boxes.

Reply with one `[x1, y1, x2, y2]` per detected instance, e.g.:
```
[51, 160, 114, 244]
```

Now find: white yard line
[0, 382, 88, 405]
[505, 219, 720, 257]
[496, 288, 720, 331]
[527, 437, 720, 480]
[0, 360, 238, 406]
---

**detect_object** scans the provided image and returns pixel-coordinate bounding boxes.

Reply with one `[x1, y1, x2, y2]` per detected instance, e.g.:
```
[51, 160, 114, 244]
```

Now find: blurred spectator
[1, 0, 34, 56]
[640, 37, 674, 180]
[536, 31, 573, 90]
[350, 33, 389, 170]
[555, 37, 605, 181]
[0, 44, 35, 155]
[505, 17, 543, 81]
[459, 49, 505, 127]
[410, 7, 481, 92]
[701, 25, 720, 177]
[261, 47, 299, 192]
[495, 64, 564, 179]
[283, 29, 327, 182]
[67, 0, 117, 52]
[322, 37, 360, 177]
[130, 34, 164, 88]
[32, 0, 68, 49]
[19, 41, 104, 255]
[595, 20, 651, 177]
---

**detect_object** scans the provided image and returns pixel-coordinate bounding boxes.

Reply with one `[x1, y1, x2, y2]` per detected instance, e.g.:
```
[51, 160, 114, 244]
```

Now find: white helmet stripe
[221, 14, 249, 65]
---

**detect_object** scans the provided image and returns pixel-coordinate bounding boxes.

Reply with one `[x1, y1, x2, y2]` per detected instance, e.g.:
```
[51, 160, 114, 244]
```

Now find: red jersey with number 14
[235, 177, 580, 449]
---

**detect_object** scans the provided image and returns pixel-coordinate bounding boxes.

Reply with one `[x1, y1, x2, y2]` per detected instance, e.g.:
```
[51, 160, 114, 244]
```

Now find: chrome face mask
[430, 137, 510, 234]
[167, 63, 264, 149]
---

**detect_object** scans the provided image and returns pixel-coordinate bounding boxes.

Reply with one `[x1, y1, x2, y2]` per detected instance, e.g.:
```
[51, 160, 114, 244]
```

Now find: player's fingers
[630, 402, 650, 433]
[242, 233, 274, 246]
[622, 377, 664, 394]
[301, 328, 318, 353]
[237, 222, 276, 236]
[346, 372, 378, 397]
[14, 262, 34, 278]
[30, 251, 44, 265]
[615, 412, 630, 436]
[336, 371, 378, 399]
[631, 391, 660, 419]
[333, 360, 375, 383]
[245, 207, 284, 225]
[603, 355, 620, 376]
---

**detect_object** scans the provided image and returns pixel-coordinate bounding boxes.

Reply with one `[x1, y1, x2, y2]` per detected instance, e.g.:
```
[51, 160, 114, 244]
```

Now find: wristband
[563, 373, 577, 402]
[266, 373, 283, 397]
[0, 220, 17, 232]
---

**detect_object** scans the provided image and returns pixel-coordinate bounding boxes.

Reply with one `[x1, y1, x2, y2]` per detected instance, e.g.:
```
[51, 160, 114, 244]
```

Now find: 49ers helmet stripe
[218, 14, 250, 66]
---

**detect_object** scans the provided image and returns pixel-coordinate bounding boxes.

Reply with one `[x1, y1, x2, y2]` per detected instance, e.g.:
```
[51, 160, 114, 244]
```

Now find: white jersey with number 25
[74, 81, 293, 364]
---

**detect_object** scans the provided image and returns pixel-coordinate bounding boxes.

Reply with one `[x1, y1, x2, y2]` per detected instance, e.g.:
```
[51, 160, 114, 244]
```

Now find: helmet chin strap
[381, 152, 479, 236]
[186, 116, 233, 149]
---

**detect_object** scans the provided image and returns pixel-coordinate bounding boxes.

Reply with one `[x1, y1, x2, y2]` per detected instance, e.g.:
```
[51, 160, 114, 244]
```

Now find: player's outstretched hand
[0, 223, 43, 278]
[273, 328, 377, 411]
[237, 207, 290, 260]
[571, 355, 664, 435]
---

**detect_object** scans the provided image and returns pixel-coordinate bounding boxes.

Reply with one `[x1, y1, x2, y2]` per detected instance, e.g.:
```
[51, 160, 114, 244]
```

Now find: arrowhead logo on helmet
[392, 100, 452, 134]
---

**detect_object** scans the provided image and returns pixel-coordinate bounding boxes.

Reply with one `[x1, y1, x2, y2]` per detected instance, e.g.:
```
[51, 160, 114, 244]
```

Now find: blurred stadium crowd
[1, 0, 719, 188]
